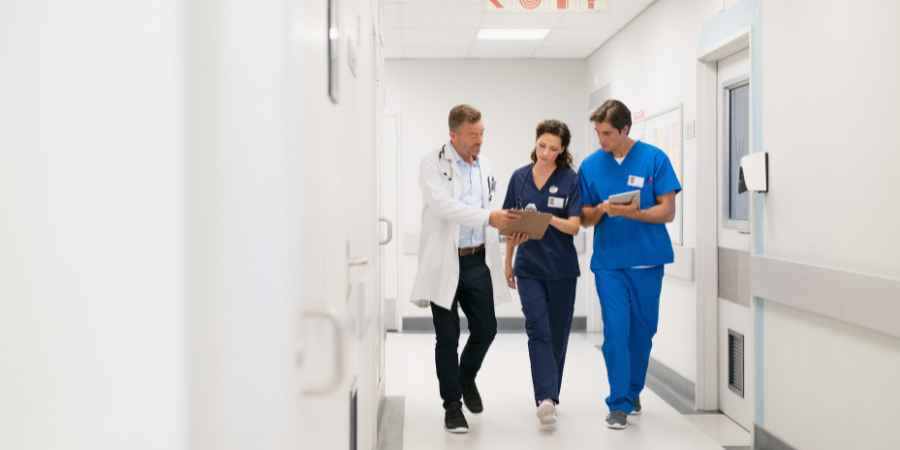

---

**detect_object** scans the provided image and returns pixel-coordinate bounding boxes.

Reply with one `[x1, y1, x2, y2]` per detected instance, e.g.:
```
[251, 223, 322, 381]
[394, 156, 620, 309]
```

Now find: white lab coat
[410, 145, 512, 311]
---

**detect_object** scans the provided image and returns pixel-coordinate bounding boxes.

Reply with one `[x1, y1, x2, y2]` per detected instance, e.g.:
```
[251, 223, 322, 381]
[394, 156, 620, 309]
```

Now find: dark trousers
[517, 277, 577, 405]
[430, 252, 497, 409]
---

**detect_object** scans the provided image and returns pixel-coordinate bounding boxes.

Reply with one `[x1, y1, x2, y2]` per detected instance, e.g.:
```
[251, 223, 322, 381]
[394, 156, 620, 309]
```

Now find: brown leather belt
[457, 245, 484, 257]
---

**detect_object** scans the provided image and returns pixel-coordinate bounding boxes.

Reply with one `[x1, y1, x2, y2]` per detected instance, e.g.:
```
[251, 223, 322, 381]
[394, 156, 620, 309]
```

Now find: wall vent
[350, 383, 358, 450]
[728, 329, 745, 398]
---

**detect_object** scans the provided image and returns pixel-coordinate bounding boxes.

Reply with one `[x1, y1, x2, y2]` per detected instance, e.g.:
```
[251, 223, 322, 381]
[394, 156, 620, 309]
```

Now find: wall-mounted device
[738, 152, 768, 193]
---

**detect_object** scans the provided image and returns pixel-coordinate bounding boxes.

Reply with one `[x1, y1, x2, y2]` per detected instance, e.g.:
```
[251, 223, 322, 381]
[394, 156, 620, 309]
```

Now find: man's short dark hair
[448, 104, 482, 131]
[590, 99, 632, 134]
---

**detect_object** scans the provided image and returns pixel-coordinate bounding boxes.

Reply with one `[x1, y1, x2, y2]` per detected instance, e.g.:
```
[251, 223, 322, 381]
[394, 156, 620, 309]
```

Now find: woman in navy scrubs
[503, 119, 582, 426]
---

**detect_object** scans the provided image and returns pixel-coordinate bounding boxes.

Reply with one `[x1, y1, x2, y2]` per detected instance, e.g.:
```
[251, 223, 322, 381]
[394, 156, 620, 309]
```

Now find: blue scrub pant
[593, 266, 663, 413]
[517, 277, 577, 405]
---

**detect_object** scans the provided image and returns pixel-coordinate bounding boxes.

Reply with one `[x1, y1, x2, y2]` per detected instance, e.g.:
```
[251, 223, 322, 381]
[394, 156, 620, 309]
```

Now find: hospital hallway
[2, 1, 899, 450]
[385, 332, 750, 450]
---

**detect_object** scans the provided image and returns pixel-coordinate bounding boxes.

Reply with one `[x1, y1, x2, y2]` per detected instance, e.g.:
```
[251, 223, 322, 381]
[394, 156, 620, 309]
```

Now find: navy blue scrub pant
[593, 266, 664, 414]
[430, 251, 497, 409]
[517, 277, 577, 405]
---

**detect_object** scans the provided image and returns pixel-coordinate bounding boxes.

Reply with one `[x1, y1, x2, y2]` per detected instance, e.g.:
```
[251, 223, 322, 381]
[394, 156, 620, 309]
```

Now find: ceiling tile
[381, 3, 404, 28]
[401, 28, 479, 45]
[554, 11, 614, 29]
[479, 11, 563, 28]
[399, 1, 484, 29]
[404, 44, 470, 59]
[381, 0, 658, 59]
[468, 39, 541, 58]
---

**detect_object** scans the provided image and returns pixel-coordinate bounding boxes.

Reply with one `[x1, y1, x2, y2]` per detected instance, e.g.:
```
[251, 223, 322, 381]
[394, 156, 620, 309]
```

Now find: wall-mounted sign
[486, 0, 607, 12]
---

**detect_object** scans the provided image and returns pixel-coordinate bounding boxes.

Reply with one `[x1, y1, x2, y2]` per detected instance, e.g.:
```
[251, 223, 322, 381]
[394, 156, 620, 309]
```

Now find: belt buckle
[458, 245, 482, 256]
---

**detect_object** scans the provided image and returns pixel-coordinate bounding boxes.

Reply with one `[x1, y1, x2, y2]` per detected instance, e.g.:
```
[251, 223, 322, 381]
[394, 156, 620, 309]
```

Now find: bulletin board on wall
[585, 85, 611, 161]
[629, 104, 684, 246]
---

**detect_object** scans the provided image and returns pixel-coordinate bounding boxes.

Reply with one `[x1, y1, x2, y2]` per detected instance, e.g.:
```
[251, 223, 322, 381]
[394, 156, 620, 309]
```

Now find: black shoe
[630, 396, 642, 416]
[444, 402, 469, 434]
[461, 382, 483, 414]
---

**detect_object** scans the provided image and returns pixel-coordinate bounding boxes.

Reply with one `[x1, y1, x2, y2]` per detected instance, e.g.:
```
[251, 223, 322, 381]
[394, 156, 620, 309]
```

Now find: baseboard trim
[753, 424, 795, 450]
[401, 316, 587, 333]
[376, 396, 405, 450]
[644, 356, 701, 415]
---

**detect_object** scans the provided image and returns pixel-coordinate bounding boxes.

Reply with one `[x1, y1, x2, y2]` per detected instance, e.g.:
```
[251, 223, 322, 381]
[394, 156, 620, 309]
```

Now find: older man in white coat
[411, 104, 516, 434]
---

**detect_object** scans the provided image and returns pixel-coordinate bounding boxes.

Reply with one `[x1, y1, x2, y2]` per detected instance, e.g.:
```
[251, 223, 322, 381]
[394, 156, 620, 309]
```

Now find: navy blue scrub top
[502, 164, 582, 280]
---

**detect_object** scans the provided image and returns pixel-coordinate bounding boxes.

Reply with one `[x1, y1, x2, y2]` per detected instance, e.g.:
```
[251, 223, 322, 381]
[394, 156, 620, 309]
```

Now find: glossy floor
[385, 332, 750, 450]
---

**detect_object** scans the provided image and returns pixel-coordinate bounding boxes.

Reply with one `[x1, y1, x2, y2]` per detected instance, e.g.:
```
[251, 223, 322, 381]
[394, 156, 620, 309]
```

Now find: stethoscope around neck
[438, 144, 454, 181]
[439, 144, 496, 201]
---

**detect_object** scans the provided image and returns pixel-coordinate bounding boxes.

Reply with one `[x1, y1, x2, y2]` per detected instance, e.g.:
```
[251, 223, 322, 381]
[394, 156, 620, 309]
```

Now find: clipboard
[499, 210, 553, 240]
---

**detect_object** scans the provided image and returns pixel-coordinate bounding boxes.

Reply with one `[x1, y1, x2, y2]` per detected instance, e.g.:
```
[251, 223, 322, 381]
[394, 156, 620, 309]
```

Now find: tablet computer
[607, 189, 640, 205]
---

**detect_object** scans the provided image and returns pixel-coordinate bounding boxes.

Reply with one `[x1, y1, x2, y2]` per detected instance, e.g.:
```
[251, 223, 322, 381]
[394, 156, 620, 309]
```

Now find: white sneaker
[536, 399, 557, 425]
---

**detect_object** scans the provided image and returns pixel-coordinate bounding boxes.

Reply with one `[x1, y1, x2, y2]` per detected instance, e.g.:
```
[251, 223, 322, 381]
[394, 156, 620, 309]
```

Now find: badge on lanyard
[627, 175, 645, 188]
[548, 196, 565, 209]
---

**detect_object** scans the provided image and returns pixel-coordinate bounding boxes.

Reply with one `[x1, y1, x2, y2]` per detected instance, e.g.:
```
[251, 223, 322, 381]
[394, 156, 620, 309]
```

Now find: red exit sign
[488, 0, 607, 11]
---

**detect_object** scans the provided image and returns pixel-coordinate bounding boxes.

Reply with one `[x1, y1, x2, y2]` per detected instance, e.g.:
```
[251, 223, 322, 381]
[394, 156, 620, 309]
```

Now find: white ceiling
[381, 0, 657, 59]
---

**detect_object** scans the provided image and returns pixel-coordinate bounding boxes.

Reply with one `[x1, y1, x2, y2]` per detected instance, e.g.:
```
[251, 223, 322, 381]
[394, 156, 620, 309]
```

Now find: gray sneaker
[606, 411, 628, 430]
[630, 397, 641, 416]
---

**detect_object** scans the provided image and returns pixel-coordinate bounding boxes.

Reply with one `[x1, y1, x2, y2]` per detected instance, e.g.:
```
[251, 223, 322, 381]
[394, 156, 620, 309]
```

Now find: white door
[295, 0, 383, 449]
[715, 48, 753, 430]
[380, 114, 401, 332]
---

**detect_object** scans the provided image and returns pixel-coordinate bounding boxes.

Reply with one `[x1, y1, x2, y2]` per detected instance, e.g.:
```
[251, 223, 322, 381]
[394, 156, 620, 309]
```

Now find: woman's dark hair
[530, 119, 573, 169]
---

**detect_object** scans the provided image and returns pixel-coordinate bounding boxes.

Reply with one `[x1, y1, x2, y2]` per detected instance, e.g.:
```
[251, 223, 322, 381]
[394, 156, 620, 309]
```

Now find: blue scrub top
[578, 141, 682, 271]
[503, 164, 582, 280]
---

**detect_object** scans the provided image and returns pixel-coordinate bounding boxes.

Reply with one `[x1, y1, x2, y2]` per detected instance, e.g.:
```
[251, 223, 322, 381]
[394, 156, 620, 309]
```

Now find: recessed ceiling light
[477, 28, 550, 40]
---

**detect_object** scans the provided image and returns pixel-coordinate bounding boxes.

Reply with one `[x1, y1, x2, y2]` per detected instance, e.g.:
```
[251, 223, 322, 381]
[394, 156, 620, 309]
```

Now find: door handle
[346, 256, 369, 300]
[299, 310, 345, 395]
[348, 257, 370, 267]
[346, 241, 369, 301]
[378, 217, 393, 245]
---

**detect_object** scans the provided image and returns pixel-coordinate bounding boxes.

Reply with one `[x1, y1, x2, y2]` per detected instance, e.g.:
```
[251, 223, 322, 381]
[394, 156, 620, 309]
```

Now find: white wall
[759, 1, 900, 448]
[185, 1, 302, 448]
[761, 1, 900, 280]
[0, 2, 385, 450]
[0, 2, 186, 449]
[585, 0, 726, 382]
[384, 59, 589, 321]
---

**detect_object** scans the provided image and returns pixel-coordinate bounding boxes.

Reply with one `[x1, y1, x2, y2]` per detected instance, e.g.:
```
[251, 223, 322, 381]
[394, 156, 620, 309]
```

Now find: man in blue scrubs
[578, 100, 682, 430]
